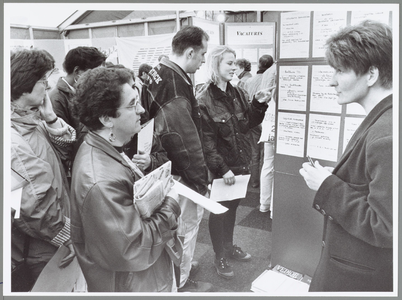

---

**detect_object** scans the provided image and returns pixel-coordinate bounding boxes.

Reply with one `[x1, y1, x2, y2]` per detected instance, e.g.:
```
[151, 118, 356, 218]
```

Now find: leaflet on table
[173, 180, 228, 214]
[209, 175, 251, 202]
[137, 118, 154, 155]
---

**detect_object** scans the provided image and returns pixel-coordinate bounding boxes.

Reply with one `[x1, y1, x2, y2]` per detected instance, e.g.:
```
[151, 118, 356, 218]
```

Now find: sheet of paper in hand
[133, 161, 173, 218]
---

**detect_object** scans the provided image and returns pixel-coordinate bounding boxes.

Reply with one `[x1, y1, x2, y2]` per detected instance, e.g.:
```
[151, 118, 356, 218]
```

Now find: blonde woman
[196, 46, 274, 279]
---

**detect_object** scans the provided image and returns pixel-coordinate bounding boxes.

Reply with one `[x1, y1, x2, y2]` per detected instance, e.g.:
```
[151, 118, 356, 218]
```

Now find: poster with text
[312, 11, 347, 57]
[351, 10, 390, 25]
[307, 114, 340, 161]
[277, 112, 306, 158]
[278, 65, 308, 111]
[310, 65, 341, 113]
[280, 11, 311, 59]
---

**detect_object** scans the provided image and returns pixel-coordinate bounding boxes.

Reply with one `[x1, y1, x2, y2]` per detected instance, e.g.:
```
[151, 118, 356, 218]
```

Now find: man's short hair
[172, 26, 209, 56]
[235, 58, 252, 72]
[325, 20, 392, 89]
[258, 55, 274, 72]
[138, 63, 152, 77]
[63, 46, 107, 75]
[11, 48, 55, 101]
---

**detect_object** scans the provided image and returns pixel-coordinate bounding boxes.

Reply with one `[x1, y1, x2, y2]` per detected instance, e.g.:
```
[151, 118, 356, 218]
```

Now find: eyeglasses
[121, 100, 143, 112]
[37, 78, 49, 89]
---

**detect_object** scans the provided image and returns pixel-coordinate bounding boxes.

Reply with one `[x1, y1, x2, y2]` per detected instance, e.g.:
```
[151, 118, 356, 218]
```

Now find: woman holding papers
[196, 45, 273, 279]
[70, 67, 181, 292]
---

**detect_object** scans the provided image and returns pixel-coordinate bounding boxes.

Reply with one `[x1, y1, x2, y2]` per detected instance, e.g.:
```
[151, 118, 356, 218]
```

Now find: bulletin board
[271, 10, 392, 278]
[224, 22, 276, 86]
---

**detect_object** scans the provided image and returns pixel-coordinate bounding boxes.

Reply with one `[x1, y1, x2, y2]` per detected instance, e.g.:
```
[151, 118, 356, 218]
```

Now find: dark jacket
[49, 77, 88, 174]
[70, 131, 181, 292]
[123, 132, 169, 174]
[310, 95, 393, 291]
[196, 82, 268, 178]
[145, 59, 209, 195]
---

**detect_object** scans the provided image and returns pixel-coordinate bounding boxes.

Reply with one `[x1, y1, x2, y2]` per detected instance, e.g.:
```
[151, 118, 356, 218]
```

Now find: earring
[109, 128, 116, 142]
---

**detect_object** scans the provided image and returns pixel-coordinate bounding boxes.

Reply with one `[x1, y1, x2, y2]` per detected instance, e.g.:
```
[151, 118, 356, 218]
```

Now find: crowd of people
[10, 20, 393, 293]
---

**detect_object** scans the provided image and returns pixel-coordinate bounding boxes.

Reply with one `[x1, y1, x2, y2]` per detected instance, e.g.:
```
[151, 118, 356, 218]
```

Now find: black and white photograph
[3, 2, 399, 297]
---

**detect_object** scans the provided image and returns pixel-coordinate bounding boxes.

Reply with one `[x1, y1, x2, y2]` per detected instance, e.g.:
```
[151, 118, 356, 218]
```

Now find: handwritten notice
[276, 112, 306, 157]
[310, 65, 341, 113]
[351, 11, 390, 25]
[278, 65, 308, 111]
[210, 175, 251, 202]
[312, 11, 347, 57]
[138, 118, 154, 154]
[307, 114, 340, 162]
[343, 117, 364, 152]
[280, 11, 311, 59]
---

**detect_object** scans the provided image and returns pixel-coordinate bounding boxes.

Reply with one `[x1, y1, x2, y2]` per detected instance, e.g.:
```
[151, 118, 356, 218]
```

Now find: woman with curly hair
[70, 67, 181, 292]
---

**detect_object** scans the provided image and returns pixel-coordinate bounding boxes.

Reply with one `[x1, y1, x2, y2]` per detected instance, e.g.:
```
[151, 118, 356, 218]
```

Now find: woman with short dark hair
[71, 67, 181, 292]
[10, 48, 76, 291]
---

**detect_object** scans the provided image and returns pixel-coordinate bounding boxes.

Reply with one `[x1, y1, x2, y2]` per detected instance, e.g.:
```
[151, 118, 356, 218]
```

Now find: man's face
[186, 38, 208, 74]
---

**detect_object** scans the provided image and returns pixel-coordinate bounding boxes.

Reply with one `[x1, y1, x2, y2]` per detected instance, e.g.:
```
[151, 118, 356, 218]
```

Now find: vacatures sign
[226, 23, 275, 45]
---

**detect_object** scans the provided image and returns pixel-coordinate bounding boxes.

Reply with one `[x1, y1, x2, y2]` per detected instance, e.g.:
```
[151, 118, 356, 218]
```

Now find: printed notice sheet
[351, 11, 390, 25]
[280, 11, 310, 59]
[343, 117, 364, 152]
[307, 114, 340, 162]
[310, 65, 340, 113]
[278, 65, 308, 111]
[276, 112, 305, 157]
[209, 175, 251, 202]
[173, 180, 228, 214]
[138, 118, 154, 154]
[312, 12, 347, 57]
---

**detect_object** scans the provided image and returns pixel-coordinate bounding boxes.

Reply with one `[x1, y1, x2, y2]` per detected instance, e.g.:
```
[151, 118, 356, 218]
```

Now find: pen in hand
[307, 155, 316, 168]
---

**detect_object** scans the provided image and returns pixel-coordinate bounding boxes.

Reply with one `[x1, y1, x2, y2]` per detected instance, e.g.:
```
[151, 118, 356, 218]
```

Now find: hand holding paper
[210, 175, 251, 202]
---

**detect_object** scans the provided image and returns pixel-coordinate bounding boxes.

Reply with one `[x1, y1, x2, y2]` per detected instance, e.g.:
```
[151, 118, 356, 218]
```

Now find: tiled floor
[190, 185, 273, 293]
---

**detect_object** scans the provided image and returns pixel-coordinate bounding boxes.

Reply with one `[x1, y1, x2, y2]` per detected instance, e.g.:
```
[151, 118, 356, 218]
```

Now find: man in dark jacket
[145, 26, 212, 292]
[49, 46, 107, 178]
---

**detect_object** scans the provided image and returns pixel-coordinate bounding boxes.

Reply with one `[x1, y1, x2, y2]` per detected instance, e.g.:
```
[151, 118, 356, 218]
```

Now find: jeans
[260, 142, 275, 213]
[176, 194, 204, 288]
[208, 198, 241, 258]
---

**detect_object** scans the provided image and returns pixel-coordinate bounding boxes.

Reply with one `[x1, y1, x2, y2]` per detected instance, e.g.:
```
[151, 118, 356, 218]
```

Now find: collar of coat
[209, 82, 236, 101]
[336, 94, 392, 171]
[84, 130, 133, 170]
[57, 77, 76, 95]
[160, 59, 193, 86]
